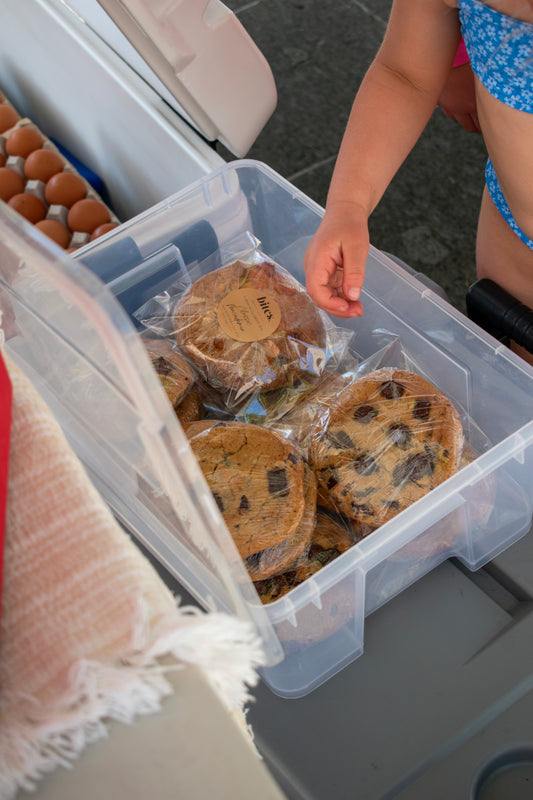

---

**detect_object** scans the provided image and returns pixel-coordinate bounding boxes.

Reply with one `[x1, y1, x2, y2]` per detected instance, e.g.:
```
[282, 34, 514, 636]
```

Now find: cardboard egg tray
[0, 90, 120, 250]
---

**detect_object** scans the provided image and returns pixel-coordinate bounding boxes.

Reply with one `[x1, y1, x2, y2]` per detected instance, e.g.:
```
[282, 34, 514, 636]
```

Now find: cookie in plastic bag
[254, 510, 356, 604]
[309, 368, 464, 537]
[173, 259, 327, 404]
[142, 337, 205, 424]
[187, 421, 315, 579]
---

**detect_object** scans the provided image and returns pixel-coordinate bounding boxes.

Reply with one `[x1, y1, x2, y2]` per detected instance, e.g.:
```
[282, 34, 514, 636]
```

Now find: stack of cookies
[184, 420, 361, 610]
[142, 259, 467, 607]
[173, 259, 328, 407]
[185, 421, 317, 580]
[308, 368, 464, 541]
[253, 509, 355, 604]
[143, 337, 205, 425]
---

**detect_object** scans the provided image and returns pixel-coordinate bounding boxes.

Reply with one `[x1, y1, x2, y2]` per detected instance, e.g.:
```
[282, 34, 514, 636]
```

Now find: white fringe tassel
[0, 603, 266, 800]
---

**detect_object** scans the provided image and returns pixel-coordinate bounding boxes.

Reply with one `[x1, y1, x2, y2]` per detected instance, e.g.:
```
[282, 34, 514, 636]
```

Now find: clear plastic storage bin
[2, 159, 533, 698]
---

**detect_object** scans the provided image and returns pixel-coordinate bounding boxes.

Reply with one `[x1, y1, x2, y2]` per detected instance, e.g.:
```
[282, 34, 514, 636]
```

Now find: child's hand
[304, 201, 368, 317]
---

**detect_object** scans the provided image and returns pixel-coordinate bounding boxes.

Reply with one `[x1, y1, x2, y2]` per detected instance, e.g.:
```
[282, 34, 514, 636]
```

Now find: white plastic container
[2, 159, 533, 698]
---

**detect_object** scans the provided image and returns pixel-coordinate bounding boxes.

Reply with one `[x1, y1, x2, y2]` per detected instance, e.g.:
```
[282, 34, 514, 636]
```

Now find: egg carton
[0, 90, 20, 135]
[0, 95, 120, 250]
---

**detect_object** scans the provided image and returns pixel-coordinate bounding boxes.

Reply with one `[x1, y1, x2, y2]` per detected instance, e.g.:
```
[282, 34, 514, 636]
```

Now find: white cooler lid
[64, 0, 277, 157]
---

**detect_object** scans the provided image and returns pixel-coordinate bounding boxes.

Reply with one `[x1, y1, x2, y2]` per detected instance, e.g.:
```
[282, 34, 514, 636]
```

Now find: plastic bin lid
[0, 203, 283, 666]
[64, 0, 277, 157]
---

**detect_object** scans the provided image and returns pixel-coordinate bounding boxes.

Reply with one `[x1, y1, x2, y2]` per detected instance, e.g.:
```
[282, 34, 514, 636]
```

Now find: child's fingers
[341, 238, 369, 302]
[305, 262, 346, 309]
[306, 265, 363, 317]
[303, 218, 368, 316]
[328, 298, 364, 318]
[311, 288, 363, 317]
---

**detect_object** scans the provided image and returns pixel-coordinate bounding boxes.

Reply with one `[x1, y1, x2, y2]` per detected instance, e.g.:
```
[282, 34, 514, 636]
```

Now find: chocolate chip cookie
[174, 260, 327, 401]
[175, 384, 205, 425]
[390, 441, 495, 563]
[143, 337, 194, 408]
[188, 421, 307, 558]
[309, 368, 464, 533]
[254, 510, 355, 603]
[246, 463, 317, 582]
[144, 338, 205, 424]
[182, 419, 216, 438]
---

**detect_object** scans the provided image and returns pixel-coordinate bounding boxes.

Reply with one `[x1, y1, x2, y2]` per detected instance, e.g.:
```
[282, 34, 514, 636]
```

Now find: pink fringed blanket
[0, 353, 264, 800]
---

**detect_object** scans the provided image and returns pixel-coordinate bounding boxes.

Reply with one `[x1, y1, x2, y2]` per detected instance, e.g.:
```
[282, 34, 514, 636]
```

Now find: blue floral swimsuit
[458, 0, 533, 250]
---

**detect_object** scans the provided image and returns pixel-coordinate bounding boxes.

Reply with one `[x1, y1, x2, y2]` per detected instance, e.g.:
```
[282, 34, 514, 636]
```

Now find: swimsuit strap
[458, 0, 533, 112]
[486, 159, 533, 251]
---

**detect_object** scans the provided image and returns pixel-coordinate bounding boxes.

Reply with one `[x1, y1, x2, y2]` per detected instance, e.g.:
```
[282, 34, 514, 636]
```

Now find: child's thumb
[342, 241, 368, 301]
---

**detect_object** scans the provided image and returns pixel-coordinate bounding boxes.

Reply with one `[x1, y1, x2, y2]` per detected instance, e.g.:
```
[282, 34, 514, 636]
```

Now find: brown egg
[0, 105, 20, 133]
[0, 154, 5, 168]
[45, 171, 87, 208]
[35, 219, 71, 249]
[0, 166, 25, 201]
[90, 222, 119, 241]
[67, 198, 110, 234]
[8, 192, 47, 223]
[5, 127, 44, 158]
[24, 148, 64, 182]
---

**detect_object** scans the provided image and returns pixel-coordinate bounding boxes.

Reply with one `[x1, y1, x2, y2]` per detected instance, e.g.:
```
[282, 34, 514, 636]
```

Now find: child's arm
[304, 0, 461, 316]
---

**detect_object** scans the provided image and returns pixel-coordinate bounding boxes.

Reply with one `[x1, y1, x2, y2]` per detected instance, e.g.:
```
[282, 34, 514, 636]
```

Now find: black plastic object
[76, 235, 142, 283]
[466, 278, 533, 354]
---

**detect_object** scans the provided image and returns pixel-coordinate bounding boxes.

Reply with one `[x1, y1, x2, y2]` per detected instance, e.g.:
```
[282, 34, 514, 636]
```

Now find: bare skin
[438, 61, 480, 132]
[304, 0, 533, 361]
[477, 187, 533, 361]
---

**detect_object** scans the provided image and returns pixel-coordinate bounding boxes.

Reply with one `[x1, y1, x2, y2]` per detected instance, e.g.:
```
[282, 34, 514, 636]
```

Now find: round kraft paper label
[216, 288, 282, 342]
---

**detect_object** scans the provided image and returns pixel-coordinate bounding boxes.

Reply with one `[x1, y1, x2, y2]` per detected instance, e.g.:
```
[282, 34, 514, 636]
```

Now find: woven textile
[0, 354, 264, 799]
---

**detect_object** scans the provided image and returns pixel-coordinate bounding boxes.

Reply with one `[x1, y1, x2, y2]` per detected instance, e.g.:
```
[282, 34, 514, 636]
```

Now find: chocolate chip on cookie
[246, 463, 317, 582]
